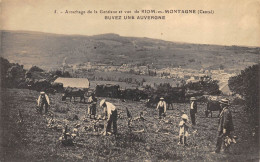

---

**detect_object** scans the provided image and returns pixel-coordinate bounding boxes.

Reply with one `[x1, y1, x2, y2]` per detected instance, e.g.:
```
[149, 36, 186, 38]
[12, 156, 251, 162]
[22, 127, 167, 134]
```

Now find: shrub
[228, 64, 259, 125]
[185, 76, 221, 95]
[63, 71, 71, 78]
[28, 66, 44, 73]
[53, 70, 71, 78]
[156, 83, 172, 92]
[1, 58, 26, 88]
[55, 70, 63, 76]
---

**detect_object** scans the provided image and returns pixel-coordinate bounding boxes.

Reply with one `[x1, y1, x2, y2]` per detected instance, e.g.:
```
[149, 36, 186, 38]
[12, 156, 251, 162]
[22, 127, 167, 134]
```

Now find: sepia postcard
[0, 0, 259, 161]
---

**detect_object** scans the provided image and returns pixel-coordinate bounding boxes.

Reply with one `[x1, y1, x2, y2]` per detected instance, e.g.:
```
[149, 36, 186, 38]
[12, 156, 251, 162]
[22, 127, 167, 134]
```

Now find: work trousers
[179, 135, 187, 145]
[159, 107, 165, 119]
[215, 131, 231, 153]
[190, 109, 196, 125]
[106, 110, 118, 134]
[39, 102, 48, 114]
[89, 104, 97, 118]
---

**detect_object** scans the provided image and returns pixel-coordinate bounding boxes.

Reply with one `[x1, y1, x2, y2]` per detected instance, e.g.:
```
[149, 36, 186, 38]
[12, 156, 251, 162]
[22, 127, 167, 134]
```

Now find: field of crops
[1, 88, 259, 161]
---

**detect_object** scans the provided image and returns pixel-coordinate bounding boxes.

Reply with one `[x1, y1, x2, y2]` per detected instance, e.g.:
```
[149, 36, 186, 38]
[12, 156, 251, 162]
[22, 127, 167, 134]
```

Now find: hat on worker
[100, 99, 106, 107]
[219, 98, 229, 105]
[190, 97, 196, 101]
[40, 92, 45, 95]
[160, 97, 164, 100]
[181, 114, 188, 120]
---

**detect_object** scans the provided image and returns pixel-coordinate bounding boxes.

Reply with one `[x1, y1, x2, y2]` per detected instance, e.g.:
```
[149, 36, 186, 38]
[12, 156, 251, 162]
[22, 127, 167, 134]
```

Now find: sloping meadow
[1, 88, 258, 161]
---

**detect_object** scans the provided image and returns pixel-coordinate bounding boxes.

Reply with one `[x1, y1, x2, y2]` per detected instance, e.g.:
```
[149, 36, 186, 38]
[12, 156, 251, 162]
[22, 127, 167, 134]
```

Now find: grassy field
[1, 88, 259, 161]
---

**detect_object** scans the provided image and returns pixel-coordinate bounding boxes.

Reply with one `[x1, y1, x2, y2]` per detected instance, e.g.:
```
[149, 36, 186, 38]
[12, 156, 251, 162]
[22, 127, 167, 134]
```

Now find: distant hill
[1, 30, 259, 72]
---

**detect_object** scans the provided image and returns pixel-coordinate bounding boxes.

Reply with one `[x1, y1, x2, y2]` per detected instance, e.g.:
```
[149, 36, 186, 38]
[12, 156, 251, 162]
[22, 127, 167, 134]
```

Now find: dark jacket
[190, 101, 197, 113]
[218, 107, 234, 133]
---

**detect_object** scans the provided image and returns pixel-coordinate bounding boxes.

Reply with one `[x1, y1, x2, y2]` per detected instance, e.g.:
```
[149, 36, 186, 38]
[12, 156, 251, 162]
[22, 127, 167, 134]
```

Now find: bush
[156, 83, 172, 92]
[28, 66, 44, 73]
[228, 64, 259, 125]
[53, 70, 71, 78]
[63, 71, 71, 78]
[0, 57, 11, 80]
[55, 70, 63, 76]
[1, 58, 26, 88]
[185, 76, 221, 95]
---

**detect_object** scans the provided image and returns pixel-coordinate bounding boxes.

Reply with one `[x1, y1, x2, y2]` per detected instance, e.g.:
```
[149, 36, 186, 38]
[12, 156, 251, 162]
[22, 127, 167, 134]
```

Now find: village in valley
[62, 61, 236, 95]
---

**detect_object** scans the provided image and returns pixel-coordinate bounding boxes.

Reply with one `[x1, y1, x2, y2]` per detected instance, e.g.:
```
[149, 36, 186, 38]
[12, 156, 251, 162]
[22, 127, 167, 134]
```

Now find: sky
[1, 0, 260, 47]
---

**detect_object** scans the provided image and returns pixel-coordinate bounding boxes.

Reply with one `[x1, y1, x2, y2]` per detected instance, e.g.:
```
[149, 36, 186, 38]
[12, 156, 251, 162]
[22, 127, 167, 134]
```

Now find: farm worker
[37, 91, 50, 114]
[156, 97, 167, 119]
[178, 114, 190, 146]
[88, 93, 97, 119]
[100, 99, 118, 135]
[215, 98, 234, 153]
[189, 97, 197, 125]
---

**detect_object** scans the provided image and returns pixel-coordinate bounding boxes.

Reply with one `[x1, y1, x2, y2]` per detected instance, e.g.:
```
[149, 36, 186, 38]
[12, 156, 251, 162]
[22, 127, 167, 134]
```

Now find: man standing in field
[156, 97, 167, 119]
[37, 91, 50, 114]
[100, 99, 118, 135]
[215, 98, 234, 153]
[189, 97, 197, 125]
[88, 93, 97, 119]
